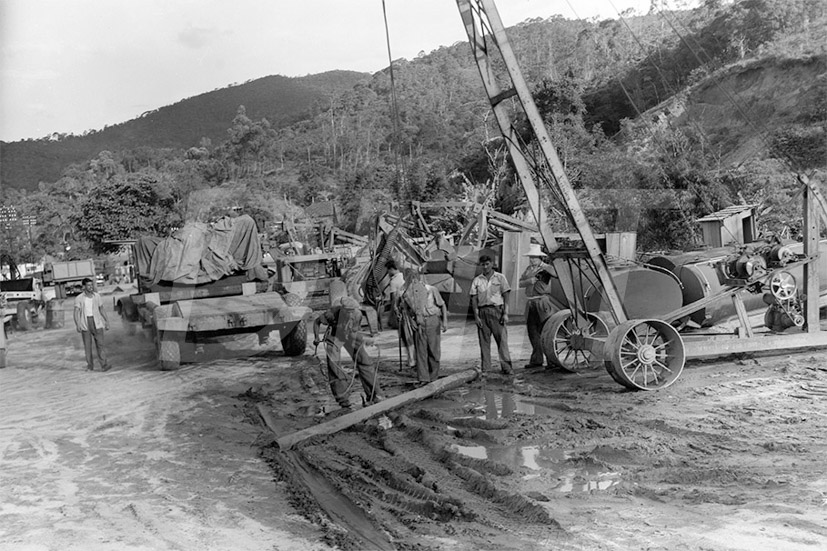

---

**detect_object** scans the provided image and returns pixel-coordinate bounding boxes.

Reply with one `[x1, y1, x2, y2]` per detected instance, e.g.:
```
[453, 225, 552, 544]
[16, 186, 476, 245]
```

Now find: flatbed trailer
[123, 277, 311, 370]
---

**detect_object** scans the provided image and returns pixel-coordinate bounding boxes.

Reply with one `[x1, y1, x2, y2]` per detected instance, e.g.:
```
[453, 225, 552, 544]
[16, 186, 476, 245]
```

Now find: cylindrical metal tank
[647, 239, 827, 327]
[583, 266, 684, 319]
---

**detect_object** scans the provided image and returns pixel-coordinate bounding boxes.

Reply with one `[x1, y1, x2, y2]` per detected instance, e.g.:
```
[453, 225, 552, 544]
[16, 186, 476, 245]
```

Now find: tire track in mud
[256, 363, 570, 551]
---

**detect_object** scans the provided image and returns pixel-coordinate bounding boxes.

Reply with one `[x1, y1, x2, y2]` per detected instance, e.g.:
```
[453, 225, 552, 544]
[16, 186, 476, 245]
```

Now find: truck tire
[16, 301, 33, 331]
[117, 296, 140, 322]
[281, 320, 307, 356]
[158, 340, 181, 371]
[118, 297, 138, 335]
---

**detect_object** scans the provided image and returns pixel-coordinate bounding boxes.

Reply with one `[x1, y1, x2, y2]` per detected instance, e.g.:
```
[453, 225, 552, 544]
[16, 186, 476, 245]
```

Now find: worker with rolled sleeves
[470, 254, 514, 375]
[519, 243, 556, 368]
[313, 296, 384, 409]
[399, 269, 448, 385]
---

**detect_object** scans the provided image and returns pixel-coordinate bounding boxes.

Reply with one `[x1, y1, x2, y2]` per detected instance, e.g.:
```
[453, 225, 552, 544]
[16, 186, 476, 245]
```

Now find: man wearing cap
[313, 296, 384, 410]
[519, 244, 555, 368]
[470, 254, 513, 375]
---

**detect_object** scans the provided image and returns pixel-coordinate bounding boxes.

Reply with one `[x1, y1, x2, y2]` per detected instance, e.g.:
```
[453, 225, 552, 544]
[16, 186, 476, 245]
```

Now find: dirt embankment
[2, 298, 827, 550]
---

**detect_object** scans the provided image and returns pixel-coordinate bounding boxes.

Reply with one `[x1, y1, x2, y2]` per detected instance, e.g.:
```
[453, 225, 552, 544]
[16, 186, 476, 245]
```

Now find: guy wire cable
[652, 3, 817, 175]
[381, 0, 406, 190]
[604, 0, 737, 217]
[557, 0, 682, 194]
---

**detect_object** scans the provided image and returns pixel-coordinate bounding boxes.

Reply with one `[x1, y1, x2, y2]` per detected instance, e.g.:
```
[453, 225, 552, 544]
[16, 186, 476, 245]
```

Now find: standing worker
[313, 296, 385, 410]
[470, 254, 513, 375]
[395, 267, 419, 370]
[399, 270, 448, 385]
[519, 244, 555, 368]
[73, 277, 111, 371]
[382, 260, 405, 329]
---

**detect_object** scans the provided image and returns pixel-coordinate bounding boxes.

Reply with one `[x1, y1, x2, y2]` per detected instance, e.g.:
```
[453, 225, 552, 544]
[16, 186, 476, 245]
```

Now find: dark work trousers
[526, 302, 549, 367]
[82, 316, 108, 370]
[477, 305, 513, 373]
[414, 314, 442, 382]
[325, 335, 382, 407]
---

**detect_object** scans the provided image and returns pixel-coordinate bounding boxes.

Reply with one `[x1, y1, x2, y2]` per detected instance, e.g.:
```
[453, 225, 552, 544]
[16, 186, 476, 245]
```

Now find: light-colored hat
[339, 296, 360, 310]
[524, 243, 545, 257]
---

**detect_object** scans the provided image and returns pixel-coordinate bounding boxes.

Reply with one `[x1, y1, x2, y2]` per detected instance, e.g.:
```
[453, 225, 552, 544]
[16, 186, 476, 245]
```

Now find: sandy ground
[1, 293, 827, 550]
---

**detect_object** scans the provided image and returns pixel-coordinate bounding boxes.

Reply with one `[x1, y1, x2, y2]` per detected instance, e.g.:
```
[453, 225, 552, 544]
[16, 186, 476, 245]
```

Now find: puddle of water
[457, 388, 558, 419]
[448, 441, 622, 492]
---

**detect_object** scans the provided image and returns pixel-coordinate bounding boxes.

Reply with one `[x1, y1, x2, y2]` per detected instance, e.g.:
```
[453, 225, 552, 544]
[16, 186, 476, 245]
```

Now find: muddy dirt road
[1, 293, 826, 550]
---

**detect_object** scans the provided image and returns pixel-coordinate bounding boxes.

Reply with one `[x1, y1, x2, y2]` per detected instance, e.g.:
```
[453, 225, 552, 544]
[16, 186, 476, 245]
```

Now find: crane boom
[455, 0, 629, 324]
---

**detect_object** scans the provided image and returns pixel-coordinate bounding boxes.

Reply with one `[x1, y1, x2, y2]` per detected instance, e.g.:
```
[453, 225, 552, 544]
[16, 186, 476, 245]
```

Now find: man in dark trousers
[73, 277, 111, 371]
[519, 243, 556, 368]
[399, 270, 448, 385]
[470, 254, 513, 374]
[313, 296, 384, 410]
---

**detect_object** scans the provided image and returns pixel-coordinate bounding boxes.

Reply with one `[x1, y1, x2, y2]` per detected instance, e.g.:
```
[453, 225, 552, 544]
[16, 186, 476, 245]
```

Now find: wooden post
[272, 368, 480, 451]
[0, 318, 6, 368]
[501, 231, 531, 315]
[803, 184, 820, 333]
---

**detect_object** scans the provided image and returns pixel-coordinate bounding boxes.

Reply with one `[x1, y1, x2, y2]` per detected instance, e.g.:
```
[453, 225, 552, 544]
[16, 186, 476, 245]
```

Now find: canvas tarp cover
[134, 215, 268, 285]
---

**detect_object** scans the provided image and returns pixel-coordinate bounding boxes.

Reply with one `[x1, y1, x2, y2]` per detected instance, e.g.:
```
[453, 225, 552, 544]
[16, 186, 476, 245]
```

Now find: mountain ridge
[1, 70, 369, 191]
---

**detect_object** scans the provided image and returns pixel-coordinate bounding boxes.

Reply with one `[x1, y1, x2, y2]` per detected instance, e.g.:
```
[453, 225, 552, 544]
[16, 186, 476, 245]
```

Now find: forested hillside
[1, 0, 824, 263]
[0, 71, 368, 192]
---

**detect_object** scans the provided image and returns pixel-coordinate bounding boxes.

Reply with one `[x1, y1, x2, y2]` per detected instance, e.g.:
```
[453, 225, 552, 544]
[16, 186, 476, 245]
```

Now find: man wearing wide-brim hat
[519, 243, 556, 369]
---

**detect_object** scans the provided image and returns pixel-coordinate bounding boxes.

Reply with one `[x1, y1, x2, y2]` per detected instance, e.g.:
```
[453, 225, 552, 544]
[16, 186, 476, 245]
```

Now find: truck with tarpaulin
[116, 214, 311, 370]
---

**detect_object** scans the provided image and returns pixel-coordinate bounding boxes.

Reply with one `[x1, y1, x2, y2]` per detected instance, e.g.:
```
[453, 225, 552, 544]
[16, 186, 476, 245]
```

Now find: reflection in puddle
[447, 390, 621, 493]
[458, 389, 557, 419]
[449, 442, 621, 493]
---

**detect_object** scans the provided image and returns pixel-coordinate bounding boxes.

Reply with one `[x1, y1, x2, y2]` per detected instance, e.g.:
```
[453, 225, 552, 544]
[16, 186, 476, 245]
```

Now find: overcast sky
[0, 0, 686, 142]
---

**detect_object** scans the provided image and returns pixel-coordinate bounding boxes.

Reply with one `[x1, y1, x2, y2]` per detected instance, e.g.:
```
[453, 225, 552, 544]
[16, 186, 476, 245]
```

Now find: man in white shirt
[470, 254, 513, 374]
[73, 278, 111, 371]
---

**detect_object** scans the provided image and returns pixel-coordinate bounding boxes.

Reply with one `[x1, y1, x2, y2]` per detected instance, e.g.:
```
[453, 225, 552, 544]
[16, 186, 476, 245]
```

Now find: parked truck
[115, 215, 311, 370]
[42, 259, 96, 298]
[1, 255, 47, 331]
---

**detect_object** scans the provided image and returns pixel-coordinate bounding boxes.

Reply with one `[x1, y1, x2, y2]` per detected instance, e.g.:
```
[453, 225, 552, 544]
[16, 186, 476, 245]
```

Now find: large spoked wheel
[542, 309, 609, 372]
[604, 319, 685, 390]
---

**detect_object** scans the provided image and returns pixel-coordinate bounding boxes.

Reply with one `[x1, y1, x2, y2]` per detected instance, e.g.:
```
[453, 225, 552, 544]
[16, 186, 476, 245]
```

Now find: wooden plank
[132, 282, 268, 304]
[684, 331, 827, 358]
[0, 310, 6, 368]
[501, 231, 530, 315]
[732, 294, 754, 338]
[413, 200, 477, 209]
[277, 278, 333, 298]
[278, 252, 342, 263]
[487, 210, 539, 232]
[175, 293, 289, 317]
[803, 185, 821, 332]
[165, 293, 310, 332]
[275, 368, 480, 451]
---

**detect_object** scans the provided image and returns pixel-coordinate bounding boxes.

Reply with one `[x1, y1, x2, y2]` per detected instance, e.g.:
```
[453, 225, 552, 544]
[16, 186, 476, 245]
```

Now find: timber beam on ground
[270, 368, 480, 451]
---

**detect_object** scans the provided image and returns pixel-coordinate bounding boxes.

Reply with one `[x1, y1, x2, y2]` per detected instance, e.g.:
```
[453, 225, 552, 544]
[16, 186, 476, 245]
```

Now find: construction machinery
[1, 254, 46, 331]
[457, 0, 826, 390]
[116, 215, 311, 370]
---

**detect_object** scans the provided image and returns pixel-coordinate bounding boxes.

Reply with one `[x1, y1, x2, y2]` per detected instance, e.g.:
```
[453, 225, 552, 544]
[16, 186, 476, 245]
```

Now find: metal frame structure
[456, 0, 826, 390]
